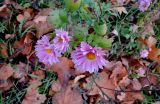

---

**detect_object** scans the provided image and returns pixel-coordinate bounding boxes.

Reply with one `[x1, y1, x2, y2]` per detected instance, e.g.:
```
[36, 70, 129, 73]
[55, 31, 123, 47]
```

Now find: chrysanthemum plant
[36, 0, 115, 73]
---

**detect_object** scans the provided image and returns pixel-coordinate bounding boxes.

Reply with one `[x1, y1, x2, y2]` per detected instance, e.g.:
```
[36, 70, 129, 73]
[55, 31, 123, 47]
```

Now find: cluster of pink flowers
[35, 29, 107, 73]
[35, 29, 70, 65]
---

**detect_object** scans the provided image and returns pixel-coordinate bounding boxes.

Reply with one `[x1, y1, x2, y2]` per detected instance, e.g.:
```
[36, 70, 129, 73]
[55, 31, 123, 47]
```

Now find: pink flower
[140, 49, 149, 58]
[53, 29, 70, 53]
[71, 42, 107, 73]
[138, 0, 151, 12]
[35, 35, 61, 65]
[137, 67, 146, 77]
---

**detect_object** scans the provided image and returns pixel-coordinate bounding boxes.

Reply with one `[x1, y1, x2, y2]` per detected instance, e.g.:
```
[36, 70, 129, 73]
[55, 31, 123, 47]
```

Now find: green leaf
[48, 9, 67, 28]
[94, 22, 107, 36]
[96, 37, 113, 48]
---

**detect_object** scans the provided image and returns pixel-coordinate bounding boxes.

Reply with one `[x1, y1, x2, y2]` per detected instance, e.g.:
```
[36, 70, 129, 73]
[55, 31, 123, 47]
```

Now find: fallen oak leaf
[0, 64, 14, 80]
[52, 85, 83, 104]
[49, 80, 63, 96]
[24, 8, 53, 38]
[131, 78, 142, 91]
[51, 57, 74, 86]
[0, 79, 13, 91]
[139, 36, 160, 62]
[0, 64, 14, 91]
[121, 91, 144, 104]
[117, 92, 126, 101]
[12, 33, 34, 58]
[85, 71, 116, 100]
[51, 80, 62, 95]
[110, 61, 128, 86]
[33, 16, 48, 23]
[118, 75, 131, 89]
[22, 88, 46, 104]
[13, 62, 31, 83]
[112, 7, 128, 15]
[139, 73, 158, 87]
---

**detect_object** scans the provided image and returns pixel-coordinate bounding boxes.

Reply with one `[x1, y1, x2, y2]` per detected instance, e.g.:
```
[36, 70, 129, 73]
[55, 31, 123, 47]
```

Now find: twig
[99, 86, 160, 92]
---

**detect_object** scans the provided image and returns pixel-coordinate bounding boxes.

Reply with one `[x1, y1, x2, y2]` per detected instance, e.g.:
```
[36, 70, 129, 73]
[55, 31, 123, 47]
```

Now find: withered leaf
[0, 64, 14, 80]
[0, 79, 13, 91]
[110, 61, 128, 86]
[86, 71, 116, 100]
[13, 62, 31, 80]
[0, 43, 8, 57]
[22, 89, 46, 104]
[52, 85, 83, 104]
[24, 8, 53, 38]
[51, 57, 74, 86]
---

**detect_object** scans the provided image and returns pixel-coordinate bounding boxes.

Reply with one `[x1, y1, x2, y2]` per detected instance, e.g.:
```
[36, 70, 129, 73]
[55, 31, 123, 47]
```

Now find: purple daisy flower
[53, 29, 71, 53]
[71, 42, 107, 73]
[138, 0, 151, 12]
[35, 35, 61, 65]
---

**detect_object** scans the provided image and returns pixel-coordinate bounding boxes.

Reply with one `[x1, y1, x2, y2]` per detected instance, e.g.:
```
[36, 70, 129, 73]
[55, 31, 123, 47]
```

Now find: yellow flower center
[45, 49, 52, 54]
[86, 52, 96, 60]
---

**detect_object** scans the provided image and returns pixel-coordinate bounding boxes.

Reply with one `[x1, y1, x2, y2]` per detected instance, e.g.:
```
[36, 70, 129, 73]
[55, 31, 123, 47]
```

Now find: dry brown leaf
[31, 69, 45, 80]
[86, 71, 116, 100]
[22, 89, 46, 104]
[118, 75, 131, 89]
[33, 16, 48, 23]
[28, 79, 42, 90]
[148, 46, 160, 62]
[0, 4, 10, 17]
[16, 14, 25, 22]
[121, 90, 144, 104]
[24, 8, 53, 38]
[142, 22, 155, 36]
[13, 62, 31, 81]
[131, 78, 142, 90]
[139, 36, 160, 62]
[0, 64, 14, 91]
[13, 33, 33, 57]
[51, 80, 62, 93]
[51, 57, 74, 86]
[23, 8, 34, 20]
[52, 85, 83, 104]
[110, 61, 128, 86]
[0, 43, 8, 57]
[139, 74, 158, 87]
[147, 36, 157, 48]
[0, 64, 14, 80]
[112, 7, 128, 15]
[104, 61, 116, 71]
[117, 92, 126, 101]
[0, 79, 13, 91]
